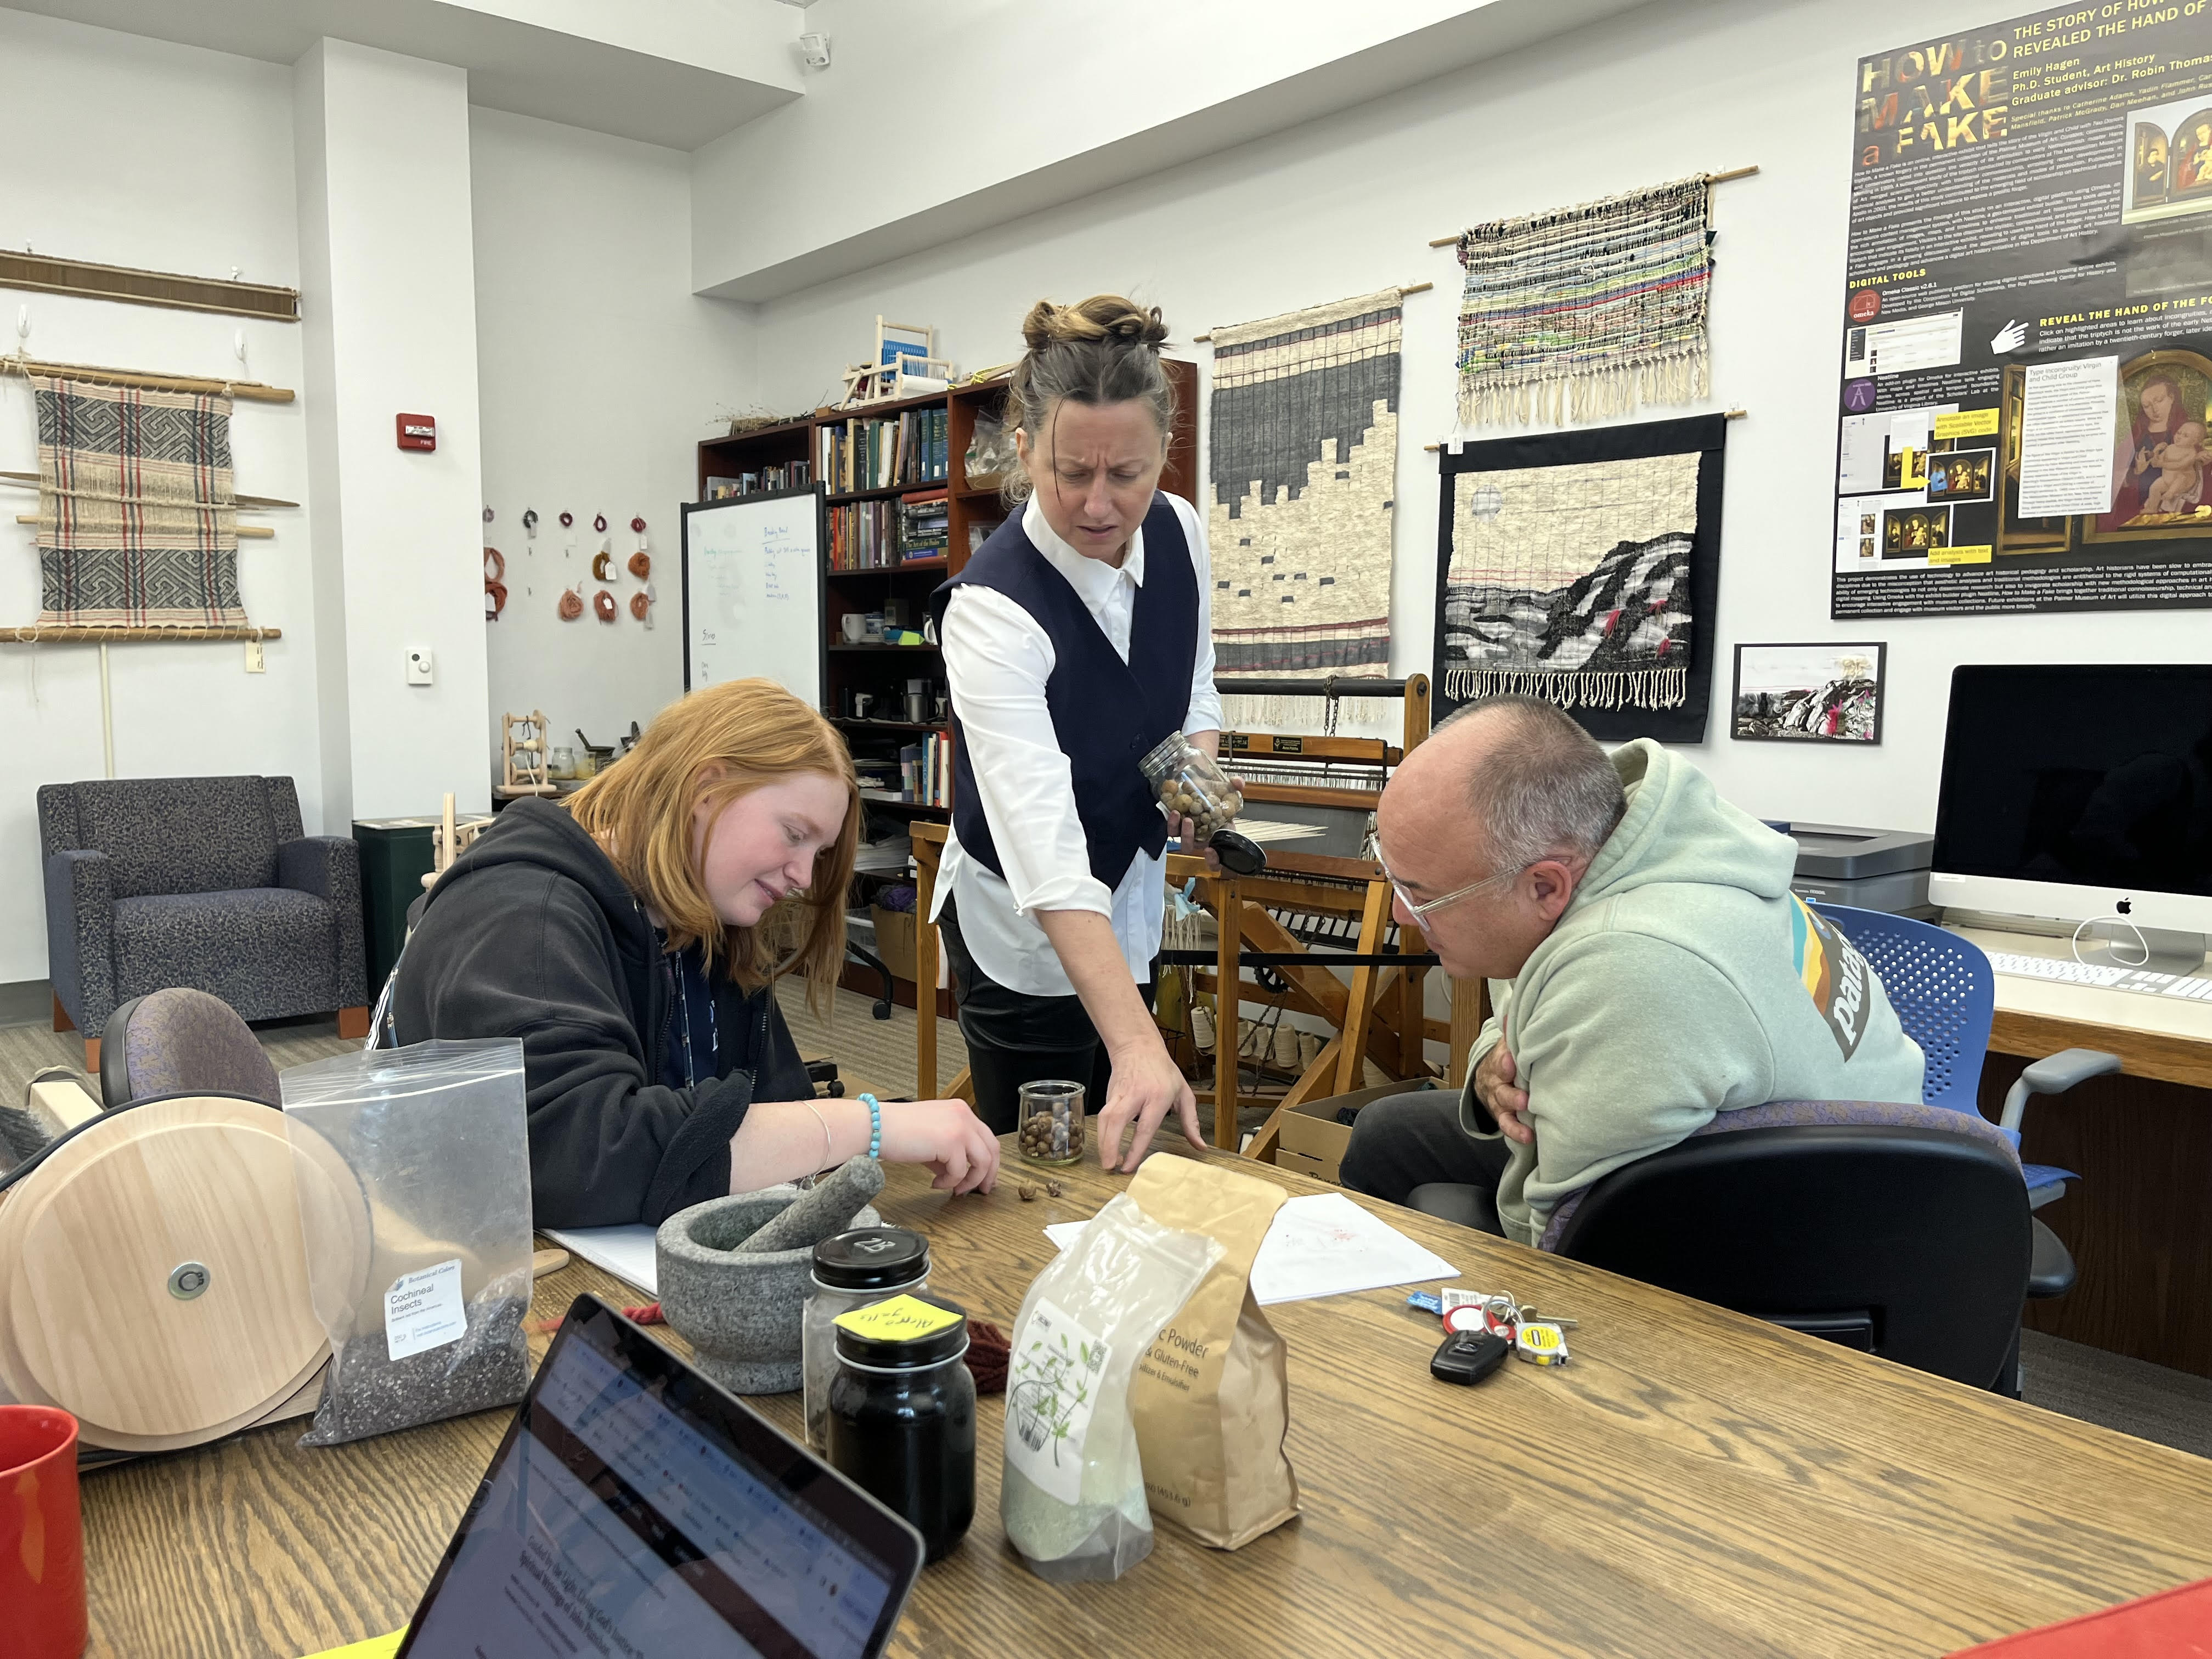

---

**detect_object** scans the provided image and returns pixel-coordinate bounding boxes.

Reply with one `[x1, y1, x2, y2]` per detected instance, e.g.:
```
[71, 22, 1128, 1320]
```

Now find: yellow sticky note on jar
[834, 1294, 961, 1342]
[300, 1633, 404, 1658]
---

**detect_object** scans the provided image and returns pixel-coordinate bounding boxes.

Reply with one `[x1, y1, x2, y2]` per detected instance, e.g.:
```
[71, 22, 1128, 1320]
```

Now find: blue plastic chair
[1809, 904, 2114, 1209]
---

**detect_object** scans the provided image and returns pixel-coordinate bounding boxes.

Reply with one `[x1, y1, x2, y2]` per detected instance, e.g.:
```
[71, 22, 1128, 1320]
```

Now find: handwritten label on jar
[834, 1294, 962, 1344]
[1005, 1297, 1109, 1503]
[384, 1258, 466, 1362]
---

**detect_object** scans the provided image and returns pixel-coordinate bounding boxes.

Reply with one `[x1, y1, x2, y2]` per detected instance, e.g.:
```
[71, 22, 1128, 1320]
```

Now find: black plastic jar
[825, 1294, 975, 1562]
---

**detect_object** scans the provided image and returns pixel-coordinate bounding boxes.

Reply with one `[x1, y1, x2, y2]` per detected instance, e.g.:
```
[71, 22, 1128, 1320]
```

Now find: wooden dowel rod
[1193, 281, 1435, 343]
[0, 357, 294, 403]
[0, 625, 281, 642]
[1424, 409, 1745, 450]
[0, 470, 297, 508]
[15, 514, 273, 537]
[1427, 166, 1760, 246]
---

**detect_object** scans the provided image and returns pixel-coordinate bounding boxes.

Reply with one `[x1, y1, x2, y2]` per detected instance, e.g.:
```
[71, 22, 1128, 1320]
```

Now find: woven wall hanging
[31, 376, 247, 627]
[1206, 287, 1403, 731]
[1453, 176, 1714, 427]
[1432, 414, 1726, 742]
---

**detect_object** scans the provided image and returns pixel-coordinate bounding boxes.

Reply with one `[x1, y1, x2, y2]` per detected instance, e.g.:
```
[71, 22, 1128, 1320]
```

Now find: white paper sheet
[1046, 1192, 1458, 1306]
[542, 1224, 659, 1295]
[2019, 356, 2120, 517]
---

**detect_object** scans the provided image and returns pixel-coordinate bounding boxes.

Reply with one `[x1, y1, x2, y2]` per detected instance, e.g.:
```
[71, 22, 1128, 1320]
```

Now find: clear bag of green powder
[281, 1039, 534, 1447]
[1001, 1193, 1221, 1582]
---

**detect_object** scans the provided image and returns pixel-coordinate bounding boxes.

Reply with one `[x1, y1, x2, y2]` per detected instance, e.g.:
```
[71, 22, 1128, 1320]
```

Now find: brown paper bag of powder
[1127, 1155, 1297, 1549]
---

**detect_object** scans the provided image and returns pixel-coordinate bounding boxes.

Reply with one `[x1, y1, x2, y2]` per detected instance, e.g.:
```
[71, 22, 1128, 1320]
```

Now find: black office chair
[1555, 1099, 2037, 1387]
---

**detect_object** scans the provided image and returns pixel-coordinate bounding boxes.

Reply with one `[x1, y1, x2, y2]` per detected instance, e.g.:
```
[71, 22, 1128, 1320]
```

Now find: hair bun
[1022, 294, 1167, 353]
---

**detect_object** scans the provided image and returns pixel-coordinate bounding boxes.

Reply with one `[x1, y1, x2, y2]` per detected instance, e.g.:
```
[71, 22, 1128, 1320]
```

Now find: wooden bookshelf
[695, 358, 1199, 832]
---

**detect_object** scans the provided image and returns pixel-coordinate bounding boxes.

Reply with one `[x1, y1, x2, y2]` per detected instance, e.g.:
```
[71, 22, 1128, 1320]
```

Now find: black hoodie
[390, 798, 812, 1228]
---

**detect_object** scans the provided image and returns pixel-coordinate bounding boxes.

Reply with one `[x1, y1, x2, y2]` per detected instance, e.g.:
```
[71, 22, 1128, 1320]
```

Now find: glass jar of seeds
[1138, 731, 1244, 842]
[1016, 1079, 1084, 1166]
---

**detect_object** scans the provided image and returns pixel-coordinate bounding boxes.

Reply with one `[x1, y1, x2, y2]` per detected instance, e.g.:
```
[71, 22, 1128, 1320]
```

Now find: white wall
[294, 38, 492, 823]
[748, 0, 2204, 836]
[690, 0, 1645, 298]
[470, 106, 754, 760]
[0, 7, 324, 984]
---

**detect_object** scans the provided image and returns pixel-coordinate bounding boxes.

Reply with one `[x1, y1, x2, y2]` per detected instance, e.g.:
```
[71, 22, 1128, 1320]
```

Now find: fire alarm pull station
[396, 414, 437, 452]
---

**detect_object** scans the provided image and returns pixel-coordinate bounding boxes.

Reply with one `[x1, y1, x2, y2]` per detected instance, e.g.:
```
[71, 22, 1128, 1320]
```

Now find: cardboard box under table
[1269, 1080, 1436, 1182]
[870, 904, 918, 983]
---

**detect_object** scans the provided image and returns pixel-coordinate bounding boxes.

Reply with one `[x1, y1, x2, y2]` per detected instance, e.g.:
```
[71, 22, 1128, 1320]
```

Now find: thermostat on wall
[396, 413, 436, 452]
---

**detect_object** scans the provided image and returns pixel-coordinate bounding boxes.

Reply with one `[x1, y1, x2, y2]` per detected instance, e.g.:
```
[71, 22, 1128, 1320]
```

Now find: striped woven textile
[1206, 289, 1400, 729]
[1454, 176, 1713, 427]
[32, 376, 246, 627]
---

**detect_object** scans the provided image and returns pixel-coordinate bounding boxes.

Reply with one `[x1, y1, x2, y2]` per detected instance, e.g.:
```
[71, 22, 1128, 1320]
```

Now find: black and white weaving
[1431, 414, 1726, 742]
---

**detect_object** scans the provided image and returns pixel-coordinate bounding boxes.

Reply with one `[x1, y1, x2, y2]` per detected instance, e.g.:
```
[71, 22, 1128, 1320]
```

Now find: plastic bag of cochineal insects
[280, 1039, 533, 1447]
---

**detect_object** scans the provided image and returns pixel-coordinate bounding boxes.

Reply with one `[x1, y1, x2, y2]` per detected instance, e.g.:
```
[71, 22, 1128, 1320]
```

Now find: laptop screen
[398, 1297, 919, 1659]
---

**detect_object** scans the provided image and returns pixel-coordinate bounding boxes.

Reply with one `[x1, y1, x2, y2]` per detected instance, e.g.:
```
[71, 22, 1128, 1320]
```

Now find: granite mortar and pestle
[656, 1156, 889, 1393]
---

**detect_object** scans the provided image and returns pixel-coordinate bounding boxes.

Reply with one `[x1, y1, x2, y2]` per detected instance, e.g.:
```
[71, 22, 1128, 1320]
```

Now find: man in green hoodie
[1340, 696, 1925, 1247]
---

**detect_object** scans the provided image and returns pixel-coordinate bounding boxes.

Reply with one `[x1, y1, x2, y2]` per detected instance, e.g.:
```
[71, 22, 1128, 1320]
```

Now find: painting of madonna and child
[2102, 358, 2212, 532]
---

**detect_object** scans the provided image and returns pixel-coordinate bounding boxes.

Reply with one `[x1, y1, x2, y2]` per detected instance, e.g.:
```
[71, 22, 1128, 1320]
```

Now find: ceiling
[7, 0, 805, 150]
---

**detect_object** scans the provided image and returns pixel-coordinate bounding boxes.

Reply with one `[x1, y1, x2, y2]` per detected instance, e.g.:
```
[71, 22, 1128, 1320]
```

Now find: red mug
[0, 1406, 87, 1658]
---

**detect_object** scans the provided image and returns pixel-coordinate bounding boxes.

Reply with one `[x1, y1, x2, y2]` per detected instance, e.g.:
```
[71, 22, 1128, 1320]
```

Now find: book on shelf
[816, 407, 951, 496]
[928, 731, 952, 808]
[828, 498, 901, 569]
[704, 461, 811, 501]
[898, 487, 950, 560]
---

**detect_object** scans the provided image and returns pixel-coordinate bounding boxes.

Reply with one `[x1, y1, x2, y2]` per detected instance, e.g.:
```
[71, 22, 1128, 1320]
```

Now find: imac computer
[1930, 664, 2212, 973]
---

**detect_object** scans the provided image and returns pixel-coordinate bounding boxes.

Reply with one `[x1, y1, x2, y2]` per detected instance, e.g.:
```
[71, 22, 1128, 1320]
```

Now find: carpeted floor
[0, 1012, 357, 1107]
[774, 980, 967, 1101]
[2020, 1330, 2212, 1462]
[7, 996, 2208, 1466]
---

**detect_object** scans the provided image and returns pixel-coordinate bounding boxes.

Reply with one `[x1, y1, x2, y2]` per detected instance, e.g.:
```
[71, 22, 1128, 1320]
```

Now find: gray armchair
[39, 776, 369, 1065]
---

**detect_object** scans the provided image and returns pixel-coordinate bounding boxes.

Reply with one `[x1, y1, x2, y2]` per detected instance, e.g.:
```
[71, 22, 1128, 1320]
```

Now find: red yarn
[968, 1318, 1008, 1395]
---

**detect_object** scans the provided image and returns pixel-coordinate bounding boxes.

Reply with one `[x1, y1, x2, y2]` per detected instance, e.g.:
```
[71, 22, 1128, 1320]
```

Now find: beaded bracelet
[860, 1092, 882, 1160]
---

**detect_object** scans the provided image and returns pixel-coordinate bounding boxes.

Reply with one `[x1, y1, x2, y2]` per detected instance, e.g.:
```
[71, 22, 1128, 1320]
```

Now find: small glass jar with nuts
[1139, 731, 1245, 839]
[1015, 1079, 1084, 1166]
[1139, 731, 1267, 875]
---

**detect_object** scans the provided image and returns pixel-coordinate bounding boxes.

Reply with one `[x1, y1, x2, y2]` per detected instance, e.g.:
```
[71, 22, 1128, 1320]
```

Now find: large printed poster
[1833, 6, 2212, 617]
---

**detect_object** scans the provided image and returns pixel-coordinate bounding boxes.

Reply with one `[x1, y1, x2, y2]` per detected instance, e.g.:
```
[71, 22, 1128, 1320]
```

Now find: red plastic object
[1948, 1576, 2212, 1655]
[0, 1406, 86, 1659]
[395, 413, 436, 452]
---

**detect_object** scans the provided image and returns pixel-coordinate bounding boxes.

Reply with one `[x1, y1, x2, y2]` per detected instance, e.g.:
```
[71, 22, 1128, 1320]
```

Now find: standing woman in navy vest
[928, 295, 1216, 1171]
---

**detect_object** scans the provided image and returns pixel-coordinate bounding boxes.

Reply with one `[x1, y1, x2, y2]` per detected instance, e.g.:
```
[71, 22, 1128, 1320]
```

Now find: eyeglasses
[1380, 858, 1530, 921]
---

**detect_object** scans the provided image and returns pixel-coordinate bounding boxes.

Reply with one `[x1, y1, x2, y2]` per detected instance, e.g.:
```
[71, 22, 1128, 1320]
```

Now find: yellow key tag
[1514, 1321, 1569, 1367]
[834, 1293, 961, 1342]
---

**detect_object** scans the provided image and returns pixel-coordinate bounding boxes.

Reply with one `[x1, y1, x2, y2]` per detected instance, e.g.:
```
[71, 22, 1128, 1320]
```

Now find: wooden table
[1954, 924, 2212, 1378]
[81, 1142, 2212, 1658]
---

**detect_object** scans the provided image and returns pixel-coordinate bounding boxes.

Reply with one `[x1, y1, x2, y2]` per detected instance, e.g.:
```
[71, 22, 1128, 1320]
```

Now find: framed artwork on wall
[1730, 642, 1886, 743]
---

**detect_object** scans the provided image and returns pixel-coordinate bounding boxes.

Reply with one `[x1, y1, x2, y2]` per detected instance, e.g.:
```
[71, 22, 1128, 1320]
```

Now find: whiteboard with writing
[680, 488, 825, 707]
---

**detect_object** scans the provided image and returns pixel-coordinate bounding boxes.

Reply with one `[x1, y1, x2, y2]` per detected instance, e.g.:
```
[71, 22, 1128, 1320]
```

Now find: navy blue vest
[931, 494, 1198, 887]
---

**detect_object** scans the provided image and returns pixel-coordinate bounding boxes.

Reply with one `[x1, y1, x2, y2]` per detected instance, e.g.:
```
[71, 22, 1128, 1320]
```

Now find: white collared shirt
[930, 493, 1220, 996]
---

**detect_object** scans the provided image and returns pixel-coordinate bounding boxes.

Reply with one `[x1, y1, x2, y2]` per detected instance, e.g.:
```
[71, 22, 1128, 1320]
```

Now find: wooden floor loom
[907, 674, 1486, 1164]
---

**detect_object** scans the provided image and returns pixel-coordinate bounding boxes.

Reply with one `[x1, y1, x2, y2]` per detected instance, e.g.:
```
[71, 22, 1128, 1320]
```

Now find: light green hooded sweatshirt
[1463, 739, 1926, 1247]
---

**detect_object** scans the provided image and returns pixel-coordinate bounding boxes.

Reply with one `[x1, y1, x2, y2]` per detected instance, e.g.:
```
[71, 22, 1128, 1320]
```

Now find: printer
[1770, 822, 1936, 917]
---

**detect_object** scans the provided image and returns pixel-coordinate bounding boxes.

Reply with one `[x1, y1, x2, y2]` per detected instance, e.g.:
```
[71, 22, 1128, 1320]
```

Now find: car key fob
[1431, 1328, 1511, 1385]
